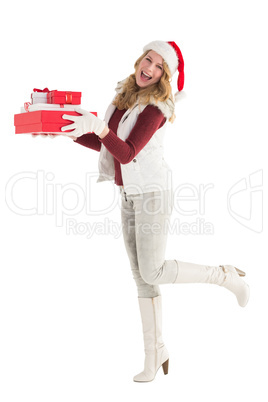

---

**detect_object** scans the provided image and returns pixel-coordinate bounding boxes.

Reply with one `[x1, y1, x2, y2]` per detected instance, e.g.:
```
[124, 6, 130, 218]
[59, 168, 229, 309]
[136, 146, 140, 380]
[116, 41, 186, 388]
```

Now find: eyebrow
[147, 55, 163, 67]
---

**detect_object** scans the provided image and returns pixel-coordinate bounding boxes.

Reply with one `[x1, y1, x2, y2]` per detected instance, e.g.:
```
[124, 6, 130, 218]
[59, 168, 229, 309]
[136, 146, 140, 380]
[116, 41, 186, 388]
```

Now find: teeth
[142, 71, 151, 78]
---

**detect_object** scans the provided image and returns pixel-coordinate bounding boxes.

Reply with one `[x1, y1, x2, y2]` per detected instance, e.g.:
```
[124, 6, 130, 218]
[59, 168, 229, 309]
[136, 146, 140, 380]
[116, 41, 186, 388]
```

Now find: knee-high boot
[133, 296, 169, 382]
[174, 262, 250, 307]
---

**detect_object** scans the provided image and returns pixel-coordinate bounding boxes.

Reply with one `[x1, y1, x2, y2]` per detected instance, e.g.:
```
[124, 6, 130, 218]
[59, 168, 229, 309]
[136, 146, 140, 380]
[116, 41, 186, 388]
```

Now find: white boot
[220, 265, 250, 307]
[174, 261, 250, 307]
[133, 296, 169, 382]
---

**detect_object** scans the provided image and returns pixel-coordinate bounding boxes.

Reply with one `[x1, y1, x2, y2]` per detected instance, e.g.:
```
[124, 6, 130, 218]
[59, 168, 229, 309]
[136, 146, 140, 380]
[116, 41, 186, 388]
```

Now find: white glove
[61, 108, 106, 137]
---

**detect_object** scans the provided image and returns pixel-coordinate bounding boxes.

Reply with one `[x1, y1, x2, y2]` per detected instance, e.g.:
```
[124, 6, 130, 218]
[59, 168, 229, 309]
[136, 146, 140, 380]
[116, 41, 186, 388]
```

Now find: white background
[1, 0, 267, 401]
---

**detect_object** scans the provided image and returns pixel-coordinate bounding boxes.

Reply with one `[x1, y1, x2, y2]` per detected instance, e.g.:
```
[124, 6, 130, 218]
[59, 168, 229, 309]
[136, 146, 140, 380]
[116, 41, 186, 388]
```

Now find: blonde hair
[113, 51, 175, 122]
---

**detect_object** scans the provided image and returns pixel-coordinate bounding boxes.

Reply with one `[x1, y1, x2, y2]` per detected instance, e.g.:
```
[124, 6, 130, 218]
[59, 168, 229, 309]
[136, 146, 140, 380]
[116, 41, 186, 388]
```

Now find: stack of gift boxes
[14, 88, 96, 135]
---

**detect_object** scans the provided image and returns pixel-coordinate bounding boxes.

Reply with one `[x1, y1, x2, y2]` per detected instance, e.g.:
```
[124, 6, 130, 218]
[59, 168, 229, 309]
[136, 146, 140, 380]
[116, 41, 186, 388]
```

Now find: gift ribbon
[33, 88, 50, 93]
[65, 92, 72, 104]
[32, 89, 75, 104]
[24, 102, 31, 112]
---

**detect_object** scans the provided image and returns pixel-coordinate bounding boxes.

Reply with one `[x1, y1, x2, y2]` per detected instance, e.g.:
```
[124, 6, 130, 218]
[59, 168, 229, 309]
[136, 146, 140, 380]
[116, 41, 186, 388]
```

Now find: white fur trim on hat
[174, 90, 187, 103]
[143, 41, 178, 75]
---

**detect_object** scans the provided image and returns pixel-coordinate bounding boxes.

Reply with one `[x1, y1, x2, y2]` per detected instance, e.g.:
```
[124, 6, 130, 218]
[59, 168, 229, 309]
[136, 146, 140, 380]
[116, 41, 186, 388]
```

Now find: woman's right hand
[31, 134, 57, 139]
[31, 134, 77, 140]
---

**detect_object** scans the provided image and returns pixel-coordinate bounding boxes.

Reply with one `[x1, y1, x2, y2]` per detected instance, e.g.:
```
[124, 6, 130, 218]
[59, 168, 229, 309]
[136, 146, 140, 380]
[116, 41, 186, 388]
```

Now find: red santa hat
[143, 40, 185, 102]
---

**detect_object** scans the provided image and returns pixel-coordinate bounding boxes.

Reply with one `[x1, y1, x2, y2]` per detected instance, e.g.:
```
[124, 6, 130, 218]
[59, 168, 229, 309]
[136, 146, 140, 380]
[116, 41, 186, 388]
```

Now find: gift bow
[24, 102, 31, 112]
[32, 89, 75, 104]
[33, 88, 50, 92]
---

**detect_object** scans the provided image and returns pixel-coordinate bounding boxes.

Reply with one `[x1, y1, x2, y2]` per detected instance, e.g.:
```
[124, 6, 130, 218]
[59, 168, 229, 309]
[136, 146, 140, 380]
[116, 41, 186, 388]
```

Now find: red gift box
[47, 91, 82, 105]
[14, 110, 97, 134]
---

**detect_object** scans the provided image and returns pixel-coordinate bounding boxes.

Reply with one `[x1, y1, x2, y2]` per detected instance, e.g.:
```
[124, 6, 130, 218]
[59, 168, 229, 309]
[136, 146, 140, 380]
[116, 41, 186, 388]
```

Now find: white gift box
[27, 103, 79, 112]
[20, 103, 79, 113]
[31, 92, 48, 104]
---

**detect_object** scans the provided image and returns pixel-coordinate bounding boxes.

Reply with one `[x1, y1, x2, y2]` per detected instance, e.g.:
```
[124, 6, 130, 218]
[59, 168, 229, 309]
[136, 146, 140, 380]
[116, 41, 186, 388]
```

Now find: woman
[61, 41, 250, 382]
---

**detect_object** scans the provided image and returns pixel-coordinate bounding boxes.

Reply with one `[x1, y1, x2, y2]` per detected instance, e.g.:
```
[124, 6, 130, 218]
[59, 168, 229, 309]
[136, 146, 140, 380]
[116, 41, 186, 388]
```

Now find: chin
[135, 72, 151, 88]
[137, 82, 148, 88]
[136, 78, 152, 89]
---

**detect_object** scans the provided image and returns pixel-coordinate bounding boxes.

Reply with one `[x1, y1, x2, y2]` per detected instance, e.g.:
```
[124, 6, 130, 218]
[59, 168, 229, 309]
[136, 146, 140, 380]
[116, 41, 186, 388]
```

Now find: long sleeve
[74, 133, 101, 152]
[100, 105, 166, 164]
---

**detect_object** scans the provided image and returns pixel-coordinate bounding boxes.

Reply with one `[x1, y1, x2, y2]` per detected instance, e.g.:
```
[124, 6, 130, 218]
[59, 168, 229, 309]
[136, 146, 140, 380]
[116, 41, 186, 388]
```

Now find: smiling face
[135, 50, 164, 88]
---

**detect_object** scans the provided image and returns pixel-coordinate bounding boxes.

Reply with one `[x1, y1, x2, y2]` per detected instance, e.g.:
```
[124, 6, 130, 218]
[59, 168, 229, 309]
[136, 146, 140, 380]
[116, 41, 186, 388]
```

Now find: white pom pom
[174, 91, 187, 103]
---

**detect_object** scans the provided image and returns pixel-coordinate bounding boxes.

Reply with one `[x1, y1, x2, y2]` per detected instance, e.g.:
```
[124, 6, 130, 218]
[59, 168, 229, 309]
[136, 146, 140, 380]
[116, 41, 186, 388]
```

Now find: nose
[146, 64, 152, 73]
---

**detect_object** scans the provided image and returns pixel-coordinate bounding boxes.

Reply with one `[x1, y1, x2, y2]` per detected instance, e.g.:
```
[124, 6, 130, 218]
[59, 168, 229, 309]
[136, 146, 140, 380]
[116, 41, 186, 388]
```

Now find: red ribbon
[24, 102, 31, 112]
[33, 88, 49, 92]
[65, 92, 72, 104]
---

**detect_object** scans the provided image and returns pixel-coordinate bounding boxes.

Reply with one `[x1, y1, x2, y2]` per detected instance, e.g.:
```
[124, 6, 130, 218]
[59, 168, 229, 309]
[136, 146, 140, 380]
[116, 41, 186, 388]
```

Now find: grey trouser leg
[120, 189, 249, 307]
[121, 189, 178, 297]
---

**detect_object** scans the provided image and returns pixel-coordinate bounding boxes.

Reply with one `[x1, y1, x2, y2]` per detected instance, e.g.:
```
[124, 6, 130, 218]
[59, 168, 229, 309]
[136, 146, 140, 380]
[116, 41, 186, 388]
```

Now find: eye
[157, 65, 163, 70]
[146, 57, 151, 62]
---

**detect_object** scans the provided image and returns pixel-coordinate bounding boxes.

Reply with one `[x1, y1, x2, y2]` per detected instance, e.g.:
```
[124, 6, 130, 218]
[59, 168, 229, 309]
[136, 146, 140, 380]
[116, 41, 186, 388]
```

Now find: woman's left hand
[61, 108, 107, 138]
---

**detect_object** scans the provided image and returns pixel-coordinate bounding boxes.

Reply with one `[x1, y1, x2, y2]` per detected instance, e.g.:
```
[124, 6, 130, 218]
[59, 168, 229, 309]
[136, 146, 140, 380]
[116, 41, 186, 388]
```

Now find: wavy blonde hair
[113, 51, 175, 122]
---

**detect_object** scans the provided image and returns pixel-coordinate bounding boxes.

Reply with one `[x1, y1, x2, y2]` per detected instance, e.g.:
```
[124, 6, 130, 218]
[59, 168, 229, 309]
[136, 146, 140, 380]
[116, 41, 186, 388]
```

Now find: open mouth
[140, 70, 152, 82]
